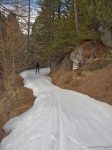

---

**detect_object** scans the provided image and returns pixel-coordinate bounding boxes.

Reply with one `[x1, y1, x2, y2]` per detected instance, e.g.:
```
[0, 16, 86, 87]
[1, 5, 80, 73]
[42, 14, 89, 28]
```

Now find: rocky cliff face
[100, 26, 112, 48]
[70, 48, 83, 70]
[52, 41, 112, 72]
[51, 41, 112, 105]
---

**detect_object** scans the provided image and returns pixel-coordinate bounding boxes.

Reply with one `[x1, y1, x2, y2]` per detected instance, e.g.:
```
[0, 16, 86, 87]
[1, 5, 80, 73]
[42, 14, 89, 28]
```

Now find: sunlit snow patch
[0, 68, 112, 150]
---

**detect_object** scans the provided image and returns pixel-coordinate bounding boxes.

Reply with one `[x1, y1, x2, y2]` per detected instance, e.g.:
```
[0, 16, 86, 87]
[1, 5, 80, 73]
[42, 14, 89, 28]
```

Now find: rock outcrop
[100, 26, 112, 48]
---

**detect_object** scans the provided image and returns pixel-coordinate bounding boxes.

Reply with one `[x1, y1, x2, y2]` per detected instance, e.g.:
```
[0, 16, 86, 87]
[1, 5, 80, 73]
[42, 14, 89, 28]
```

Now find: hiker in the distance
[35, 62, 40, 74]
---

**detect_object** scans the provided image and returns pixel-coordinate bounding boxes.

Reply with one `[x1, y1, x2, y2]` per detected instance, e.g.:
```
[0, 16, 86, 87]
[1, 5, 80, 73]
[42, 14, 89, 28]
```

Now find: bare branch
[0, 3, 27, 18]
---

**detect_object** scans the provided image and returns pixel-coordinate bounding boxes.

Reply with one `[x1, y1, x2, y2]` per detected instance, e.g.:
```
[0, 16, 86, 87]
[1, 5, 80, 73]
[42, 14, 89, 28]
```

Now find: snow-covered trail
[1, 68, 112, 150]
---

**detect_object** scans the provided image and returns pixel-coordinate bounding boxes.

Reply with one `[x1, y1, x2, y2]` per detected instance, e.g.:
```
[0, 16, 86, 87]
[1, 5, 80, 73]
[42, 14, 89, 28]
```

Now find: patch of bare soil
[52, 64, 112, 105]
[0, 75, 35, 141]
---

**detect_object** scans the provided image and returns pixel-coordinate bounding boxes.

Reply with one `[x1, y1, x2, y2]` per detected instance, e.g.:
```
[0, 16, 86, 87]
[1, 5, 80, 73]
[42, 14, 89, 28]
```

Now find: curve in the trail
[0, 68, 112, 150]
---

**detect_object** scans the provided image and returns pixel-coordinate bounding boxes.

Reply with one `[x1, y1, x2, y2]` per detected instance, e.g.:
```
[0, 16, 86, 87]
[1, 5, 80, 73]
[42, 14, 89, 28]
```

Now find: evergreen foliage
[32, 0, 112, 59]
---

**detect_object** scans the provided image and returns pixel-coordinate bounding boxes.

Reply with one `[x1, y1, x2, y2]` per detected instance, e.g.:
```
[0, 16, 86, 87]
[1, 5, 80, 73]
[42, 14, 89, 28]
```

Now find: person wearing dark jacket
[35, 62, 40, 74]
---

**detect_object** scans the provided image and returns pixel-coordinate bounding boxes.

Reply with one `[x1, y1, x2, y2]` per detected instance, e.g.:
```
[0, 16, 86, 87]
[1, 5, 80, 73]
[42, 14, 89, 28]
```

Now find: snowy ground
[0, 68, 112, 150]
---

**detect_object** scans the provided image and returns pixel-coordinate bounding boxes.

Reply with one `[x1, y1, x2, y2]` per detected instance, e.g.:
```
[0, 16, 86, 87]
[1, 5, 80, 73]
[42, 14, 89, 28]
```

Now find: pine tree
[32, 0, 112, 59]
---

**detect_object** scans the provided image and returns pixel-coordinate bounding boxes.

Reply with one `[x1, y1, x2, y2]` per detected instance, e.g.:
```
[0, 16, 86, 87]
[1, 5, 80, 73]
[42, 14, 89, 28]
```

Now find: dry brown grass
[52, 64, 112, 105]
[0, 74, 35, 141]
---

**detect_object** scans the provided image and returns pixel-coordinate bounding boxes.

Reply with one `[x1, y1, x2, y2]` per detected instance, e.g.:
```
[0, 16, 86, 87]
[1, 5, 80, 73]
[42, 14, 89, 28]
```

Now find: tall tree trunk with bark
[73, 0, 80, 33]
[57, 0, 61, 19]
[0, 19, 7, 91]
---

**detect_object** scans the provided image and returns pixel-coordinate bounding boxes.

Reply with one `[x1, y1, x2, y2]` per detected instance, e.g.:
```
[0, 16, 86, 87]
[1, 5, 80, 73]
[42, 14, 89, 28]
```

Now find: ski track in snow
[0, 68, 112, 150]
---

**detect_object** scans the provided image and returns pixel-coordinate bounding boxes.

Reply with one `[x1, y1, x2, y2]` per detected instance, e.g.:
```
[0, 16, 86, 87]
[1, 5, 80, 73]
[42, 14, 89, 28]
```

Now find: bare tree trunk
[0, 29, 6, 91]
[12, 51, 15, 93]
[73, 0, 80, 33]
[48, 1, 52, 44]
[28, 0, 31, 52]
[51, 0, 55, 41]
[57, 0, 61, 19]
[24, 0, 31, 68]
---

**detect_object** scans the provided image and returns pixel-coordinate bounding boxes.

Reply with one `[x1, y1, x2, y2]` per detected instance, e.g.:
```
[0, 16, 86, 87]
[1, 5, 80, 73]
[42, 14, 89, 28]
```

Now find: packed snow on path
[0, 68, 112, 150]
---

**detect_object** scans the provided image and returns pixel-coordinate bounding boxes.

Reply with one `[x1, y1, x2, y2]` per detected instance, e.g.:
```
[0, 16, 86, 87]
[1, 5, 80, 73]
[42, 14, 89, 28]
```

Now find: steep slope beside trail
[52, 64, 112, 105]
[0, 75, 35, 141]
[0, 68, 112, 150]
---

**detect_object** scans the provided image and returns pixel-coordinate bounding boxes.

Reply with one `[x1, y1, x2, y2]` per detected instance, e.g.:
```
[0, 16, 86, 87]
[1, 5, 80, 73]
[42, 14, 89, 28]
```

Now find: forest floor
[52, 64, 112, 105]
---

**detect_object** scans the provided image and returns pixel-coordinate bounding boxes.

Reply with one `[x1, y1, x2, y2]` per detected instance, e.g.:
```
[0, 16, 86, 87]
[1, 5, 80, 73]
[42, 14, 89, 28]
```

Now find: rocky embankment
[51, 41, 112, 105]
[52, 64, 112, 104]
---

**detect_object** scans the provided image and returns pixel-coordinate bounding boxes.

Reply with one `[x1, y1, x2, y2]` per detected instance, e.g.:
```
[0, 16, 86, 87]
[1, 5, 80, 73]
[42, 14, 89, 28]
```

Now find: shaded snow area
[0, 68, 112, 150]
